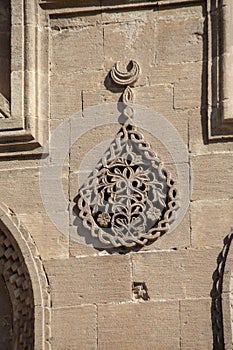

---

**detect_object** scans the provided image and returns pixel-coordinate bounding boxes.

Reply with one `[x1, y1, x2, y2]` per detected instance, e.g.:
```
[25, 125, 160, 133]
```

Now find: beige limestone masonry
[0, 0, 233, 349]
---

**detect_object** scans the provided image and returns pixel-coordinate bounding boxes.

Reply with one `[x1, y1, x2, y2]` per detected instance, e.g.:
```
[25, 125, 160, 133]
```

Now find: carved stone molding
[208, 0, 233, 139]
[0, 1, 49, 158]
[39, 0, 200, 12]
[0, 203, 51, 349]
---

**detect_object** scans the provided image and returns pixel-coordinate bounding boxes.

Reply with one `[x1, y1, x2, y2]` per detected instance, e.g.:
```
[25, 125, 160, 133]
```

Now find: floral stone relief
[76, 61, 179, 250]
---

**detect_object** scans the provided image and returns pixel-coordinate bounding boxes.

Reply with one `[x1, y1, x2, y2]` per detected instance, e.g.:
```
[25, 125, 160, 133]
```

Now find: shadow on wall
[211, 231, 233, 350]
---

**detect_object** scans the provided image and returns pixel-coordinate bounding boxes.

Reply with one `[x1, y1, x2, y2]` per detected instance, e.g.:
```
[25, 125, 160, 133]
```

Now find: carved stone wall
[0, 0, 232, 349]
[0, 0, 49, 157]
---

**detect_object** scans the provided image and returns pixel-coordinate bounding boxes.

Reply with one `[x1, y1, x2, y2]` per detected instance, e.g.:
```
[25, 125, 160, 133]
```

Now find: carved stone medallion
[76, 61, 179, 249]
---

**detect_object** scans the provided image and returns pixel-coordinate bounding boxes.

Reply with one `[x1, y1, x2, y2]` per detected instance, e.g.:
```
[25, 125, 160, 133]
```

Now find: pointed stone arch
[0, 203, 51, 349]
[221, 232, 233, 350]
[212, 232, 233, 349]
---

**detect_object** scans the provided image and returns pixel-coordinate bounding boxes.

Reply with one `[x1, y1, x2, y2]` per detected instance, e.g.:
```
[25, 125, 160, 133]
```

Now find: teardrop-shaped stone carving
[76, 60, 178, 250]
[76, 122, 178, 249]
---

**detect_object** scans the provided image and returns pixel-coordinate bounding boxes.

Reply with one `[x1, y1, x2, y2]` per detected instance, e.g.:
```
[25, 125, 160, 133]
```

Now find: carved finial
[110, 60, 140, 110]
[122, 86, 134, 104]
[110, 60, 140, 86]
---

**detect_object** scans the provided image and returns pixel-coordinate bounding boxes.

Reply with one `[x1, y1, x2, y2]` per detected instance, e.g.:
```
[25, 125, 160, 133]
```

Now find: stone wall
[0, 0, 233, 349]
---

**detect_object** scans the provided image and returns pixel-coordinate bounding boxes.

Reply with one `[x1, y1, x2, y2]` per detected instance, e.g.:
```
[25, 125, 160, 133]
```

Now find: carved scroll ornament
[76, 61, 179, 250]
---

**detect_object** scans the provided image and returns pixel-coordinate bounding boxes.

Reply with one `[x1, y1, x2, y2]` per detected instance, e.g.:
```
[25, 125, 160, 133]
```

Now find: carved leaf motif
[77, 123, 178, 249]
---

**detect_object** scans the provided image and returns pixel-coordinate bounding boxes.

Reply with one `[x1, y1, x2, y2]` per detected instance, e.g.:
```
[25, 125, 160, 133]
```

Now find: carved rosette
[76, 61, 179, 249]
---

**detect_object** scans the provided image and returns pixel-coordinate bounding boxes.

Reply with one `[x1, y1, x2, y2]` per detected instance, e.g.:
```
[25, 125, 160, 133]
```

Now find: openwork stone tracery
[77, 61, 179, 249]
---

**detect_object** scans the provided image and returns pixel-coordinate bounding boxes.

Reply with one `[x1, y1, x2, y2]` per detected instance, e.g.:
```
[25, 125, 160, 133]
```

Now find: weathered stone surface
[0, 1, 232, 348]
[82, 89, 122, 109]
[191, 200, 233, 248]
[149, 61, 203, 86]
[191, 154, 233, 200]
[51, 305, 97, 349]
[180, 298, 213, 350]
[69, 124, 120, 174]
[50, 75, 82, 120]
[0, 168, 44, 214]
[51, 22, 104, 74]
[135, 85, 173, 114]
[18, 212, 69, 260]
[50, 70, 108, 120]
[135, 85, 189, 145]
[156, 6, 204, 64]
[103, 12, 155, 85]
[132, 248, 219, 299]
[44, 255, 131, 307]
[98, 301, 180, 350]
[174, 70, 202, 110]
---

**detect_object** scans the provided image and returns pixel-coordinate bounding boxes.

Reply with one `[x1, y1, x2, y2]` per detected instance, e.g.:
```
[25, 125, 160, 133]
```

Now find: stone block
[69, 124, 120, 174]
[50, 70, 107, 121]
[44, 255, 131, 307]
[132, 248, 219, 300]
[0, 158, 41, 171]
[191, 154, 233, 200]
[50, 13, 101, 28]
[135, 85, 173, 115]
[149, 61, 203, 86]
[51, 21, 104, 74]
[50, 74, 82, 120]
[0, 168, 44, 214]
[82, 89, 122, 109]
[156, 6, 204, 64]
[135, 86, 189, 146]
[98, 301, 180, 350]
[180, 298, 213, 350]
[51, 305, 97, 350]
[101, 8, 149, 25]
[191, 200, 233, 248]
[173, 68, 202, 110]
[18, 212, 69, 260]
